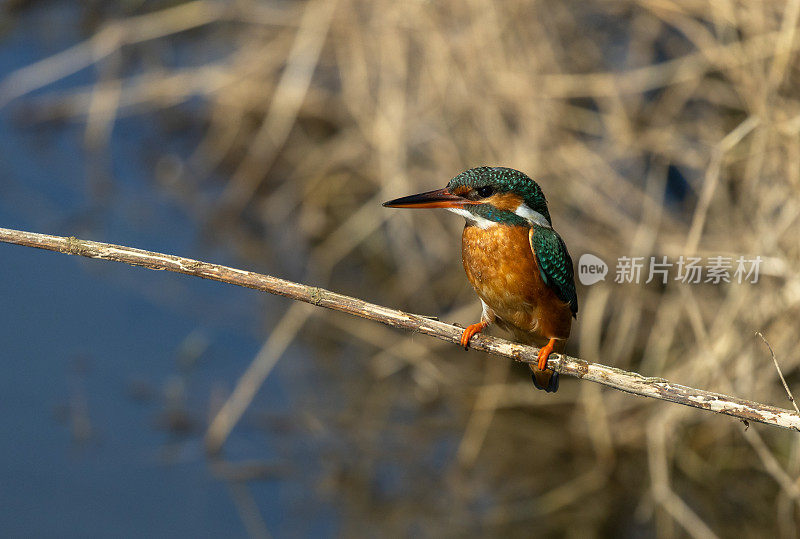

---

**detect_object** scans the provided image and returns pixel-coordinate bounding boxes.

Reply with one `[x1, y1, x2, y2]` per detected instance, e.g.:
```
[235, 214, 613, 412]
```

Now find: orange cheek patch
[485, 192, 524, 211]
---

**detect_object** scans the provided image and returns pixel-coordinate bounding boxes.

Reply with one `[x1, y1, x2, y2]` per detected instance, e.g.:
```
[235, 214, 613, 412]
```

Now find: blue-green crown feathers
[448, 167, 552, 225]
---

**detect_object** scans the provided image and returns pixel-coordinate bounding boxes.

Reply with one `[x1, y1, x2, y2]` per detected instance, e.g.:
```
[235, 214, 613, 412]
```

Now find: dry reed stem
[2, 226, 799, 440]
[757, 331, 800, 415]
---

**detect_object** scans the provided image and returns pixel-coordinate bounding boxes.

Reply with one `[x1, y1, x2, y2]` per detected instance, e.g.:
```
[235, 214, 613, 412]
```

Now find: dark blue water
[0, 5, 334, 536]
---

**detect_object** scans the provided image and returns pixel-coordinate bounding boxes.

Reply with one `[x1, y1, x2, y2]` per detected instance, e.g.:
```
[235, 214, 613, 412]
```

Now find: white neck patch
[514, 203, 551, 228]
[447, 207, 497, 229]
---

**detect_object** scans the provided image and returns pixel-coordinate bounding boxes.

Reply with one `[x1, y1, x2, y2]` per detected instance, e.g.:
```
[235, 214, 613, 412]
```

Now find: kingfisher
[383, 167, 578, 392]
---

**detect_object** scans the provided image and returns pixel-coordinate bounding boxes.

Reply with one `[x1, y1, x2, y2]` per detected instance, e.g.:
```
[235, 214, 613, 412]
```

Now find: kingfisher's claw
[537, 338, 556, 371]
[459, 321, 488, 349]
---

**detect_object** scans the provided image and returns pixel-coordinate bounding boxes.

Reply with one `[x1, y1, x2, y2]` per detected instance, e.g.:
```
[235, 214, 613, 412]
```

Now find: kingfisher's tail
[530, 367, 559, 393]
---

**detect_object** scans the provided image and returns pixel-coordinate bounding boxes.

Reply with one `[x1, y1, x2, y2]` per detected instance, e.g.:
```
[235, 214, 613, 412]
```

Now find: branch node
[310, 287, 323, 306]
[66, 236, 80, 254]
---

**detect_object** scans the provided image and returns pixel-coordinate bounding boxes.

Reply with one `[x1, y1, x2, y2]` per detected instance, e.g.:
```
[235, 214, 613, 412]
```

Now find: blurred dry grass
[5, 0, 800, 536]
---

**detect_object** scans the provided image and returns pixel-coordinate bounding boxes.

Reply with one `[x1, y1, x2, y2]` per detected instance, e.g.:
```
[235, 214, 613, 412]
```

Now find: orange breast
[461, 224, 572, 345]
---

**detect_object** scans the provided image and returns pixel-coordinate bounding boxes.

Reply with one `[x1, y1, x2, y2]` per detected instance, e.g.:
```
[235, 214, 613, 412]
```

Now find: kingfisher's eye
[476, 186, 494, 198]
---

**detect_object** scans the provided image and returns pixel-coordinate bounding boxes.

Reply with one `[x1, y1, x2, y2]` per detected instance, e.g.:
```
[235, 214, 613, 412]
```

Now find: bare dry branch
[2, 226, 799, 434]
[757, 331, 800, 415]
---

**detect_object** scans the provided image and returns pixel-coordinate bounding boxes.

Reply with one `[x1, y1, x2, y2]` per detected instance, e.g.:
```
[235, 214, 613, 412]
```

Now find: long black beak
[382, 188, 477, 209]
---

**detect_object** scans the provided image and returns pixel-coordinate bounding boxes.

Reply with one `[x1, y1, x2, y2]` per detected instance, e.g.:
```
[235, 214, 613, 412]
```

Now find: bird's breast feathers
[461, 224, 573, 341]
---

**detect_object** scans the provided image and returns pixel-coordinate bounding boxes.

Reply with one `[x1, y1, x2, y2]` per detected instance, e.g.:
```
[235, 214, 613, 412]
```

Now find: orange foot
[531, 338, 560, 392]
[537, 338, 557, 370]
[460, 321, 488, 349]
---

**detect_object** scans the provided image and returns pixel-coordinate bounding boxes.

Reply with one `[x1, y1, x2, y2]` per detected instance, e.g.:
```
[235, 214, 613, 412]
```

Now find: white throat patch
[447, 207, 497, 229]
[514, 203, 551, 228]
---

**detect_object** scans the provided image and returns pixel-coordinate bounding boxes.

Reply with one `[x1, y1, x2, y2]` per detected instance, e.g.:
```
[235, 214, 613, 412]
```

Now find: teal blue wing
[529, 227, 578, 317]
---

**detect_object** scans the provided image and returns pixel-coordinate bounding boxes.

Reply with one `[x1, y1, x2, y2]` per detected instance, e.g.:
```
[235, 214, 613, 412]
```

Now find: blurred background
[1, 0, 800, 536]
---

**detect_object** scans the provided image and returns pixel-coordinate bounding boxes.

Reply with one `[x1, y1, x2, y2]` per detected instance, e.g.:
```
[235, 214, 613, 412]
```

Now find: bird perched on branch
[383, 167, 578, 392]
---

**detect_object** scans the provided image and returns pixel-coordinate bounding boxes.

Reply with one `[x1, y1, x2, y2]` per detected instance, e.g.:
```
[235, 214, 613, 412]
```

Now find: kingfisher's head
[383, 167, 552, 228]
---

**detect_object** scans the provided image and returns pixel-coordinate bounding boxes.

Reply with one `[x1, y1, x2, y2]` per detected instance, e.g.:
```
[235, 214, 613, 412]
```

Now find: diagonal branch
[1, 226, 799, 432]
